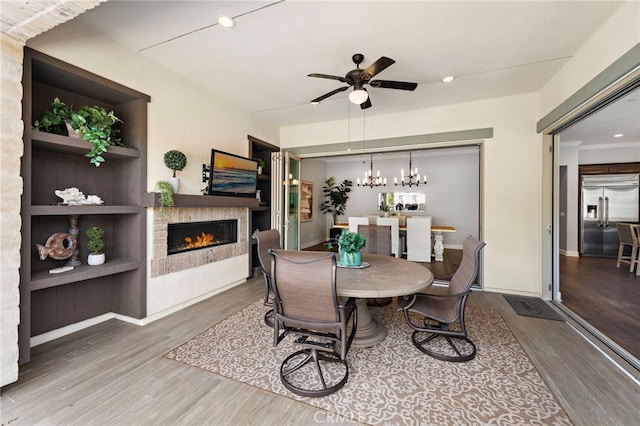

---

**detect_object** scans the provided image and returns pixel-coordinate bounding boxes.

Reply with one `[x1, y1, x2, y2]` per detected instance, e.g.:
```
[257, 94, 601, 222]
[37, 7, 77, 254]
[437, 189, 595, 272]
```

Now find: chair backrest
[254, 229, 281, 276]
[617, 223, 638, 246]
[449, 235, 486, 296]
[363, 215, 380, 225]
[406, 217, 432, 262]
[376, 217, 400, 257]
[348, 217, 369, 233]
[358, 224, 392, 256]
[269, 249, 339, 323]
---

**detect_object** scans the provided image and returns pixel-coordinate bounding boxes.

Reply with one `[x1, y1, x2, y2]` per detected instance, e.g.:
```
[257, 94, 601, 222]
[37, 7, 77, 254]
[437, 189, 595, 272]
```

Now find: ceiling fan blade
[362, 56, 395, 79]
[310, 86, 349, 104]
[308, 73, 350, 84]
[369, 79, 418, 91]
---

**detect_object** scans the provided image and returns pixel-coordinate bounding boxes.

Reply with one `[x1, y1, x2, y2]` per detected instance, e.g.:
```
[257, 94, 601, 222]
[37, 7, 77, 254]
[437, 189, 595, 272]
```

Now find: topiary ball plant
[164, 150, 187, 177]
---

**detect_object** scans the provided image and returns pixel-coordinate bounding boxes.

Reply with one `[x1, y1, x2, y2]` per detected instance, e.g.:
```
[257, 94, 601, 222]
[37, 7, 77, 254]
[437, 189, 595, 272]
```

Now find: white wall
[299, 158, 328, 247]
[559, 143, 580, 256]
[282, 93, 543, 296]
[27, 20, 280, 318]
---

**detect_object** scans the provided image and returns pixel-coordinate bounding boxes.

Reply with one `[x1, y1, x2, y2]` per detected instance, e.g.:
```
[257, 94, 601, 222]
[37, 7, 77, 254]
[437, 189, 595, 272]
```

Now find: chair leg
[630, 245, 638, 273]
[617, 243, 624, 268]
[280, 349, 349, 397]
[411, 331, 477, 362]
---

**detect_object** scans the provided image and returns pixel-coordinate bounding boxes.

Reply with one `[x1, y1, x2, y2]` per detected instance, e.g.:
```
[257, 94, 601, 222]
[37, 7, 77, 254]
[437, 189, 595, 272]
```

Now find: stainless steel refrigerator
[580, 173, 639, 257]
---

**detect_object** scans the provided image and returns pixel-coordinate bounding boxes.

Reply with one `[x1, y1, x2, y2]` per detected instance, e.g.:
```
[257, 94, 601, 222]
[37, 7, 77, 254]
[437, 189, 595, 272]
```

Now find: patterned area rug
[165, 300, 572, 425]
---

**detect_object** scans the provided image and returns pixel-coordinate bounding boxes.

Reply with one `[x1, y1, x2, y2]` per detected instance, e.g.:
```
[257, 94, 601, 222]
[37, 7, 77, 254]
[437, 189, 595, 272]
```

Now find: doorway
[554, 86, 640, 367]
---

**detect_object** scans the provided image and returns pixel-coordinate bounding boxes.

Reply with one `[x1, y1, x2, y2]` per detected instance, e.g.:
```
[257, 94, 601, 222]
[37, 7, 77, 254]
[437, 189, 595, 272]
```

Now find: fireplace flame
[184, 232, 215, 249]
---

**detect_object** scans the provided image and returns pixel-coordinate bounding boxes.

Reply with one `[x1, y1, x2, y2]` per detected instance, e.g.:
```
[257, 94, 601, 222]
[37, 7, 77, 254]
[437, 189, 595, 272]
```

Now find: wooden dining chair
[357, 224, 392, 256]
[616, 223, 639, 273]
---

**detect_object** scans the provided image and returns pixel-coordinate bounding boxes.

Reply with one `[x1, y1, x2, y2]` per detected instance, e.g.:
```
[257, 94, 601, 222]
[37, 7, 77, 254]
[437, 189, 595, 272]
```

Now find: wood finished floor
[559, 255, 640, 360]
[2, 275, 639, 425]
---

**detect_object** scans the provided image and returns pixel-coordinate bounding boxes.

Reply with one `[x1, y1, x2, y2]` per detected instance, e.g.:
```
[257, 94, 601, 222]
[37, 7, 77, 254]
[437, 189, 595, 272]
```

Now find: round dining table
[336, 253, 434, 348]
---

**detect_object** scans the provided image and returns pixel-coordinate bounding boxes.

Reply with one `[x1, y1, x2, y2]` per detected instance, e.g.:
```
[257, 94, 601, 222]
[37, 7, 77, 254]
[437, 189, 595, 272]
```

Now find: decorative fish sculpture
[36, 232, 76, 260]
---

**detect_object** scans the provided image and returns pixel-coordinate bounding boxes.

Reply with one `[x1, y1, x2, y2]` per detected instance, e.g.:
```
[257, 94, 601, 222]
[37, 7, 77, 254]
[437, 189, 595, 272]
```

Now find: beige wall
[26, 21, 280, 324]
[538, 1, 640, 117]
[282, 93, 543, 296]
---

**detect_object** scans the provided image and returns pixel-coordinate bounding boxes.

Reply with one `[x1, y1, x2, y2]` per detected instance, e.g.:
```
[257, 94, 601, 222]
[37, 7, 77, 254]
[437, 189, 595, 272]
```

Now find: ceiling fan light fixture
[349, 89, 369, 105]
[442, 75, 455, 83]
[217, 15, 236, 28]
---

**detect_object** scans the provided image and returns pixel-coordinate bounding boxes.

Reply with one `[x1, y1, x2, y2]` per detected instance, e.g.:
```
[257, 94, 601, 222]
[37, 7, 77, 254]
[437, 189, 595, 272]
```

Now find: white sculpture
[55, 187, 103, 205]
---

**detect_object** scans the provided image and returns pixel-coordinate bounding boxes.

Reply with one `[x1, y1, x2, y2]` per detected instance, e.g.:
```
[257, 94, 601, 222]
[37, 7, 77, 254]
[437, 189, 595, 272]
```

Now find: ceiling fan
[308, 53, 418, 109]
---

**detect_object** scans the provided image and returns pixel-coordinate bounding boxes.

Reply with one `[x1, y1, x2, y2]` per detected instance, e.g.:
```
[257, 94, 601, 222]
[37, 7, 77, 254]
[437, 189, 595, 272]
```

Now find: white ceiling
[6, 0, 629, 149]
[73, 2, 628, 123]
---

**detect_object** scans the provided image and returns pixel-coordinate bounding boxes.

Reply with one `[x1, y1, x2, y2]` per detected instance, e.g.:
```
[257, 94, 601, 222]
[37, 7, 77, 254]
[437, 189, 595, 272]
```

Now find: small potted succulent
[337, 230, 366, 267]
[163, 150, 187, 193]
[253, 157, 266, 174]
[86, 226, 105, 266]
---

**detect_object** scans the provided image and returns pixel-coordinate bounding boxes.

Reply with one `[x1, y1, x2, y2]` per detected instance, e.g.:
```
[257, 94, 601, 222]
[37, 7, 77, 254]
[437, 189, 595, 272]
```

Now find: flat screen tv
[208, 149, 258, 197]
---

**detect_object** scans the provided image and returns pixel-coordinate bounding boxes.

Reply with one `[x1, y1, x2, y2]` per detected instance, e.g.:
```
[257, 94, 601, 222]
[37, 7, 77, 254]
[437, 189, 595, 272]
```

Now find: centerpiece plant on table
[337, 230, 366, 267]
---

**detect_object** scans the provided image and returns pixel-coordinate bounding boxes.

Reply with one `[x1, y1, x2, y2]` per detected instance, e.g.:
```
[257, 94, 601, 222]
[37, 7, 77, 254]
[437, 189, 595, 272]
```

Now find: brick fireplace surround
[151, 206, 249, 278]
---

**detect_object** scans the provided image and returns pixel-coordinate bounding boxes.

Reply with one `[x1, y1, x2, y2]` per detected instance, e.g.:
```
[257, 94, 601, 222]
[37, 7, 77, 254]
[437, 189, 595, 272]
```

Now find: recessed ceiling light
[217, 16, 236, 28]
[614, 133, 624, 138]
[442, 76, 455, 83]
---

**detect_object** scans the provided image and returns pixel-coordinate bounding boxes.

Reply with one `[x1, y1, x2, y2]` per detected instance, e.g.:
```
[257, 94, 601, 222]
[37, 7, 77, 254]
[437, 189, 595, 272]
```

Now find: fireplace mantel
[143, 193, 258, 209]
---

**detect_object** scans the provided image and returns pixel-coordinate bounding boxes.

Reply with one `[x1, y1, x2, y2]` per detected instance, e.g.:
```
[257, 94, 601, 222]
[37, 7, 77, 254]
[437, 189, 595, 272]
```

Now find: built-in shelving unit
[248, 136, 279, 275]
[19, 48, 150, 364]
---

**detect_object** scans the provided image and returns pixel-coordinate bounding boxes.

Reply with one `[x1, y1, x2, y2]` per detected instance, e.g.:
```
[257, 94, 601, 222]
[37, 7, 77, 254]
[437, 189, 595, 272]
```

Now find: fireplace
[167, 220, 237, 255]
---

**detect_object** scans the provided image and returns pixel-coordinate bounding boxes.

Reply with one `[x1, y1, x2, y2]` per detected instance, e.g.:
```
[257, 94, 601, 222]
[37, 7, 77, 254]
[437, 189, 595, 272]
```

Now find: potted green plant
[86, 226, 105, 266]
[156, 180, 175, 220]
[319, 177, 353, 225]
[163, 150, 187, 194]
[33, 97, 123, 167]
[337, 230, 366, 267]
[253, 157, 266, 174]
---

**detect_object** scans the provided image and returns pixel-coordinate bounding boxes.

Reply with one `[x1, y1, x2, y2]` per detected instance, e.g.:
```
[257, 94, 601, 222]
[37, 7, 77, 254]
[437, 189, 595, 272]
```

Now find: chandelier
[357, 155, 387, 188]
[395, 152, 427, 187]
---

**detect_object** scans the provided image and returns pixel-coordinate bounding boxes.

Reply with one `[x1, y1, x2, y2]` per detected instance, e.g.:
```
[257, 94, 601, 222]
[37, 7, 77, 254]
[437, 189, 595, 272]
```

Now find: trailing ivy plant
[70, 105, 122, 167]
[155, 180, 175, 220]
[33, 98, 123, 167]
[32, 97, 72, 135]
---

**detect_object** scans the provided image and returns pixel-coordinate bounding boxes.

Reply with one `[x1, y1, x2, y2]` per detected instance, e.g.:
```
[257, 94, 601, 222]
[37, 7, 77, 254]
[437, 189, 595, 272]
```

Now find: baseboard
[560, 250, 580, 257]
[31, 278, 249, 347]
[301, 238, 328, 249]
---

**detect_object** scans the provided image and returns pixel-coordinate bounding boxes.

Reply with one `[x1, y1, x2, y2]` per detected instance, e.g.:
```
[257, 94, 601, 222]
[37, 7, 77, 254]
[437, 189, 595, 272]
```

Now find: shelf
[251, 206, 270, 212]
[30, 130, 140, 159]
[31, 205, 140, 216]
[143, 193, 259, 208]
[30, 257, 140, 291]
